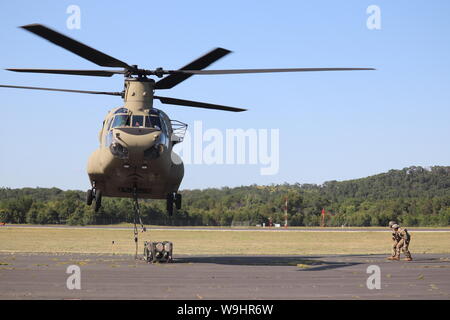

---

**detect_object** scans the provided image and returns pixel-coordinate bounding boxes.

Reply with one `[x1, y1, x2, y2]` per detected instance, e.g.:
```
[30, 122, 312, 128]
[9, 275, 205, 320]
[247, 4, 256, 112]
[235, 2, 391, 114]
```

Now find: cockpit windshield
[145, 115, 161, 129]
[132, 115, 144, 127]
[146, 110, 162, 129]
[111, 114, 130, 128]
[109, 109, 163, 130]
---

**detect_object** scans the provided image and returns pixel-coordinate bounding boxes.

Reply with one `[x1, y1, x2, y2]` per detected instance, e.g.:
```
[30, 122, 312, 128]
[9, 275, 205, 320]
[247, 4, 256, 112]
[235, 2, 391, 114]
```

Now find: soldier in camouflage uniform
[387, 221, 401, 260]
[391, 224, 413, 261]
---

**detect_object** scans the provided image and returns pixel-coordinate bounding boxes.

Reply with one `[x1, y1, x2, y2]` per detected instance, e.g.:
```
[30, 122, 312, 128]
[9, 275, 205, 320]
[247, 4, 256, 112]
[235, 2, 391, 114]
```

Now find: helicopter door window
[160, 115, 169, 134]
[111, 114, 130, 128]
[132, 115, 144, 127]
[105, 130, 113, 147]
[106, 117, 113, 130]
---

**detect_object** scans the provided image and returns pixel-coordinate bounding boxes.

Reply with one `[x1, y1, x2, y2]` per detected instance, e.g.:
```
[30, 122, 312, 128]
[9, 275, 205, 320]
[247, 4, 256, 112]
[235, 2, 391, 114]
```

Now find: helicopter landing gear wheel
[175, 193, 182, 210]
[86, 189, 93, 206]
[94, 189, 102, 212]
[166, 193, 174, 216]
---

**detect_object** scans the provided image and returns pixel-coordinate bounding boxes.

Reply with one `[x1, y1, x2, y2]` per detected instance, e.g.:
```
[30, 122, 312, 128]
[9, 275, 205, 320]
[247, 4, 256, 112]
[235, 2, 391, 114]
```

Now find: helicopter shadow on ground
[173, 255, 362, 271]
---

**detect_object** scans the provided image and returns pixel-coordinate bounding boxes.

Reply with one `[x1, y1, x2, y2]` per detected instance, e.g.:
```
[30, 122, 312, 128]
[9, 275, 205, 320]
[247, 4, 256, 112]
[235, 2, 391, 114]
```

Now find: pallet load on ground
[143, 241, 173, 263]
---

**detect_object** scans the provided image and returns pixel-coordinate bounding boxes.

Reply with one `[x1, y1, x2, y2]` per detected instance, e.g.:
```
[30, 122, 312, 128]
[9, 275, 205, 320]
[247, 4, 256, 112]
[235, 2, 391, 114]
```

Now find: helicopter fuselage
[87, 78, 184, 199]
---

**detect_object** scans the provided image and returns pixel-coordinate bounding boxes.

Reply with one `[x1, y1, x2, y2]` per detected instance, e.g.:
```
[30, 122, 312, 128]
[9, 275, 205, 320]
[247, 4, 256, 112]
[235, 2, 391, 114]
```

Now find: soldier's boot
[387, 256, 396, 260]
[391, 255, 400, 261]
[404, 253, 413, 261]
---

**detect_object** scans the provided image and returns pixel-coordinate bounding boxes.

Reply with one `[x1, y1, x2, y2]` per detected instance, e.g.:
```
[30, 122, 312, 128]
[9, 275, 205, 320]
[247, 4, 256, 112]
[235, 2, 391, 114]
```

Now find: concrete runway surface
[0, 253, 449, 300]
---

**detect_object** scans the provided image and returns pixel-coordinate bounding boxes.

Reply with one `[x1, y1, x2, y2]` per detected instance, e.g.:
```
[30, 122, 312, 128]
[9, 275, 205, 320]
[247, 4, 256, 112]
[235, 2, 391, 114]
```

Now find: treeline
[1, 166, 449, 227]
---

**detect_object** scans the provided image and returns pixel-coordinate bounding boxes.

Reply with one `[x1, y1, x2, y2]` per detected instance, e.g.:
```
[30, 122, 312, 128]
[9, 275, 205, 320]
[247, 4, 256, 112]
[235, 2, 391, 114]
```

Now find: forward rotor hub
[125, 66, 167, 79]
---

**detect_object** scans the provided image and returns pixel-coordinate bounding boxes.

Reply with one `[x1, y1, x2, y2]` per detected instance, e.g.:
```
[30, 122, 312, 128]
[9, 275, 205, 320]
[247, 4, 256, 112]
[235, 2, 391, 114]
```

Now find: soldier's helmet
[388, 221, 397, 228]
[391, 224, 399, 229]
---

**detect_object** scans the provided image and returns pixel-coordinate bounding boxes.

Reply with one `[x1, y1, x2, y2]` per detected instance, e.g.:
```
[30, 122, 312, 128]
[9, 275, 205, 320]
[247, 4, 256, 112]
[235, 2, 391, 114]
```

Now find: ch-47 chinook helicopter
[0, 24, 374, 224]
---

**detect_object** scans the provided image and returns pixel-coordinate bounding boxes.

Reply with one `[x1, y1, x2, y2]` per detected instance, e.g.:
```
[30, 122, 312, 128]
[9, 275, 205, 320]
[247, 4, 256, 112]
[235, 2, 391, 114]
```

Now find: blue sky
[0, 0, 449, 191]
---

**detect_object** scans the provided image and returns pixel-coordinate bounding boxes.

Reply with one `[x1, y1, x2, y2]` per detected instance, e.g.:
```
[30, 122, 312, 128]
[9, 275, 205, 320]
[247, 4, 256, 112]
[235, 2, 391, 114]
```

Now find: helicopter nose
[111, 128, 161, 160]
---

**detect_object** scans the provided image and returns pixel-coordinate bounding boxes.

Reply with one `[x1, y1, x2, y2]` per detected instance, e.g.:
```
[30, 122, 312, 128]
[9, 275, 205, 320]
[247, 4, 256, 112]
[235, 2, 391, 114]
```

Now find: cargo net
[144, 241, 173, 263]
[170, 120, 188, 144]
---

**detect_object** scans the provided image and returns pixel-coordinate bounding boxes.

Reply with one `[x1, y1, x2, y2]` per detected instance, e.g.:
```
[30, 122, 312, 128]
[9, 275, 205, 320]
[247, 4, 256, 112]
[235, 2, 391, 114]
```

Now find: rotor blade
[21, 24, 131, 69]
[6, 68, 125, 77]
[0, 84, 122, 96]
[154, 96, 246, 112]
[155, 48, 232, 90]
[173, 67, 375, 75]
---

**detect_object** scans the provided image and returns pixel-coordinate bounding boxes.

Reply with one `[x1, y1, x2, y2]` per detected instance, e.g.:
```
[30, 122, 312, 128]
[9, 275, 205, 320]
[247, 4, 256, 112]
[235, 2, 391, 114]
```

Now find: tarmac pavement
[1, 253, 449, 299]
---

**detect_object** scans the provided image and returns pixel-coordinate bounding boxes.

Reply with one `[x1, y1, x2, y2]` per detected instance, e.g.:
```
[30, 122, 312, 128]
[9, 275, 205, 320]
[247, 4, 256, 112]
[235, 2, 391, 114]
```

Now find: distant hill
[320, 166, 450, 200]
[1, 166, 449, 227]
